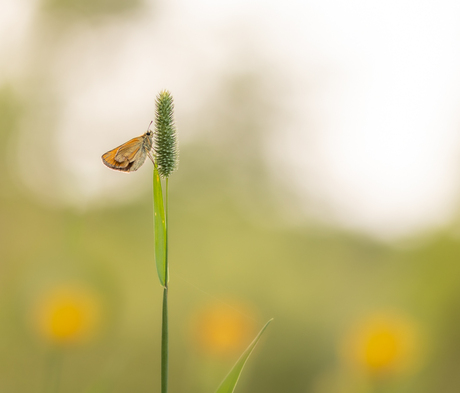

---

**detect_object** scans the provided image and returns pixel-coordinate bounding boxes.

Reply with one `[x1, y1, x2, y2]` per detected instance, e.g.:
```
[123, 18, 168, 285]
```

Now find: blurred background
[2, 0, 460, 392]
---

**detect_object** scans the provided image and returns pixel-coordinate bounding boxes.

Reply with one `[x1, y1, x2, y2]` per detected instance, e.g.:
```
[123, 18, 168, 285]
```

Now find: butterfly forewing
[102, 132, 153, 172]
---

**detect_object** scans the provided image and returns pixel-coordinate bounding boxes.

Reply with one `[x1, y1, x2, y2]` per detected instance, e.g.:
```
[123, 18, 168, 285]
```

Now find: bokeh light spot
[190, 302, 256, 357]
[341, 312, 421, 377]
[34, 285, 102, 345]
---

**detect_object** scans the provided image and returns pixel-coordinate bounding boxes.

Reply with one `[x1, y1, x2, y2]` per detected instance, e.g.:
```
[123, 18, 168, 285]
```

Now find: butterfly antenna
[147, 120, 153, 131]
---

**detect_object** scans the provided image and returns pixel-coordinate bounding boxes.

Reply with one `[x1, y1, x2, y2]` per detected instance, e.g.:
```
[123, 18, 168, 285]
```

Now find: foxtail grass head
[154, 90, 178, 177]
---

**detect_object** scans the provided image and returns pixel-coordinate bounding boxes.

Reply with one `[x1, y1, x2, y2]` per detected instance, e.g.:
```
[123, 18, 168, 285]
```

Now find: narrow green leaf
[215, 319, 273, 393]
[153, 166, 167, 286]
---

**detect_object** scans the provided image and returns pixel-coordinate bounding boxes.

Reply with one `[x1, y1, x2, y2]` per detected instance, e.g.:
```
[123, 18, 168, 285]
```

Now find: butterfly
[102, 123, 154, 172]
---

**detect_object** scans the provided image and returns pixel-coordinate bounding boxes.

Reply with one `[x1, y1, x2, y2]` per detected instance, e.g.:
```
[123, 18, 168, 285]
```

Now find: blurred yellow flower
[341, 312, 420, 377]
[33, 285, 102, 345]
[190, 302, 256, 357]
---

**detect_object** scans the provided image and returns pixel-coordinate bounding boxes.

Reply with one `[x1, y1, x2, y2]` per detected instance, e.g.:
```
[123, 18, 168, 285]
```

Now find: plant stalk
[44, 349, 62, 393]
[161, 178, 169, 393]
[161, 286, 168, 393]
[165, 178, 169, 284]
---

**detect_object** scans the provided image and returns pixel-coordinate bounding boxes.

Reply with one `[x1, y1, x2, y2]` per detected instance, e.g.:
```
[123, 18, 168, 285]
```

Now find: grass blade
[153, 167, 167, 286]
[215, 319, 273, 393]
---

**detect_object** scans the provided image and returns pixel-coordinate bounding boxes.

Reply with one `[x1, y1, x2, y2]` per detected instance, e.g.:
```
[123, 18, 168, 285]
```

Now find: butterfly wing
[102, 136, 147, 172]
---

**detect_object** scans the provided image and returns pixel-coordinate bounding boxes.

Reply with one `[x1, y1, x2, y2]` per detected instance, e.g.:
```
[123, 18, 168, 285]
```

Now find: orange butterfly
[102, 124, 154, 172]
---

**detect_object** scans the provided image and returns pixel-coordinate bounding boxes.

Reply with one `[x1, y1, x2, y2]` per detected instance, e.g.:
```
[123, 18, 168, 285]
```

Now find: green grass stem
[153, 167, 167, 286]
[154, 91, 176, 393]
[161, 286, 169, 393]
[165, 178, 169, 285]
[161, 179, 170, 393]
[152, 168, 168, 392]
[44, 349, 62, 393]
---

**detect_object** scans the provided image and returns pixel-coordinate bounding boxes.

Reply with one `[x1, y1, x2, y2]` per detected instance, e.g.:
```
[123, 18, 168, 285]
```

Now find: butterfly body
[102, 130, 153, 172]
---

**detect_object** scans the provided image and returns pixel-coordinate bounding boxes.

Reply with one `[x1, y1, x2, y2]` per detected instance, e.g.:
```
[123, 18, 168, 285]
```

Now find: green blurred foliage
[2, 81, 460, 392]
[41, 0, 143, 19]
[2, 4, 460, 393]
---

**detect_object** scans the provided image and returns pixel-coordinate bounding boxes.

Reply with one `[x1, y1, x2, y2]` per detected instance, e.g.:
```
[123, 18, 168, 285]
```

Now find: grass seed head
[154, 90, 178, 177]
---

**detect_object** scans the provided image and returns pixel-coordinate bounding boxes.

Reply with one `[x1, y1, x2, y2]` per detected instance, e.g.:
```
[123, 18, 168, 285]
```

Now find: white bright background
[3, 0, 460, 241]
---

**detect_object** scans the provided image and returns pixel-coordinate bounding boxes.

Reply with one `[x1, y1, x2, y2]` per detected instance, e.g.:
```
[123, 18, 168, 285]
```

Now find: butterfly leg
[148, 151, 156, 166]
